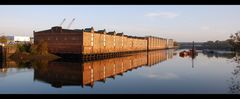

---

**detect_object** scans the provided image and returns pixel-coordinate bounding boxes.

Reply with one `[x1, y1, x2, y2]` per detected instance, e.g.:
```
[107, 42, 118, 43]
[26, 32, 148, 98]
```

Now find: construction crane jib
[67, 18, 75, 29]
[59, 18, 66, 26]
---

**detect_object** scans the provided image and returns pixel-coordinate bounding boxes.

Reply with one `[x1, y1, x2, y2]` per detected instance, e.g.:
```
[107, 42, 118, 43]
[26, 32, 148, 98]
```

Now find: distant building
[167, 39, 174, 48]
[30, 37, 34, 44]
[6, 36, 31, 43]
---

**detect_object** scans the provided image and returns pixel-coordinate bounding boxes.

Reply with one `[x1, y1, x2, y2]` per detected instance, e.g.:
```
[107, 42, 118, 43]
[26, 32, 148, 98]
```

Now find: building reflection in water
[32, 49, 175, 88]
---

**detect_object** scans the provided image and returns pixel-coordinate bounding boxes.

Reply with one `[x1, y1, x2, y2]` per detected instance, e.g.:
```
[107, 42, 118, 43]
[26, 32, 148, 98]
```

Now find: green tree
[203, 40, 233, 50]
[0, 36, 8, 44]
[16, 43, 32, 53]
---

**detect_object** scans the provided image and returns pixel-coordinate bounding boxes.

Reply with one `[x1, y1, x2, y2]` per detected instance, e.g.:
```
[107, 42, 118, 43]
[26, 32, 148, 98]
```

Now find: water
[0, 49, 240, 94]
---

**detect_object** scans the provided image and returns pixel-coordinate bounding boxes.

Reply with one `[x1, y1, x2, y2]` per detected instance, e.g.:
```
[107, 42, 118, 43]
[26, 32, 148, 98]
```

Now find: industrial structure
[34, 26, 175, 58]
[6, 36, 31, 43]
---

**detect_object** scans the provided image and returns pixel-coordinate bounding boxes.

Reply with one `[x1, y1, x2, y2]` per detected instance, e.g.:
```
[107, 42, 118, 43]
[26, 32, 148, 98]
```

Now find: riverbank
[9, 52, 61, 62]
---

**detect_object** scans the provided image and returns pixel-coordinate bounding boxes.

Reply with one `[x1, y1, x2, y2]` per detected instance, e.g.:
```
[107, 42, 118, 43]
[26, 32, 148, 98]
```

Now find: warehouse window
[91, 41, 93, 46]
[64, 37, 67, 40]
[72, 37, 75, 40]
[122, 39, 123, 46]
[48, 37, 50, 40]
[122, 37, 123, 46]
[103, 35, 106, 41]
[56, 37, 58, 40]
[91, 33, 94, 41]
[91, 33, 94, 46]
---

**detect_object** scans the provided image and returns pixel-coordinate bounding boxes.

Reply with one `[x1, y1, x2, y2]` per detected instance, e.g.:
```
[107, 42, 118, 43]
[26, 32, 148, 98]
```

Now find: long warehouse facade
[34, 26, 175, 55]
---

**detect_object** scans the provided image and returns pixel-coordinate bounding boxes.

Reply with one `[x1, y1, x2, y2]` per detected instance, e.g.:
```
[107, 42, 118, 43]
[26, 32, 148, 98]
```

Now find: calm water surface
[0, 49, 240, 94]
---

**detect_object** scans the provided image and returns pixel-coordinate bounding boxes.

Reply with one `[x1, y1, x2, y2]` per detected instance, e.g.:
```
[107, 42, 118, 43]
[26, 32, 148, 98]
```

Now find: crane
[59, 18, 66, 27]
[67, 18, 75, 29]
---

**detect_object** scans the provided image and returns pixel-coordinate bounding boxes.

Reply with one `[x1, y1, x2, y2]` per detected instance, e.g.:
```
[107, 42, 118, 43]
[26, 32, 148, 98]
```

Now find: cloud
[200, 26, 210, 30]
[146, 72, 179, 80]
[145, 12, 179, 18]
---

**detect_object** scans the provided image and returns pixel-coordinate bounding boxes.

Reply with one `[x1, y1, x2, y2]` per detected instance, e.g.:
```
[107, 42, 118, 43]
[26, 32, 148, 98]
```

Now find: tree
[173, 41, 178, 46]
[36, 40, 48, 55]
[202, 40, 233, 50]
[30, 44, 38, 54]
[0, 36, 8, 44]
[229, 31, 240, 51]
[16, 43, 32, 53]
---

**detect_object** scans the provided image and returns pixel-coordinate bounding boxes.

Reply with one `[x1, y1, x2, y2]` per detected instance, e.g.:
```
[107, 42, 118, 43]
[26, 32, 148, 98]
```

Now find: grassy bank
[9, 52, 61, 62]
[8, 41, 61, 62]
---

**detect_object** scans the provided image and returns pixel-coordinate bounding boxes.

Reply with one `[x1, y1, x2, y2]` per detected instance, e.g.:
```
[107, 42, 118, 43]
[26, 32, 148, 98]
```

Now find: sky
[0, 5, 240, 42]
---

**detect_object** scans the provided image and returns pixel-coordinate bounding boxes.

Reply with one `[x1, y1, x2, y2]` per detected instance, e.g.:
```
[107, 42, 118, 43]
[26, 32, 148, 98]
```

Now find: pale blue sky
[0, 5, 240, 42]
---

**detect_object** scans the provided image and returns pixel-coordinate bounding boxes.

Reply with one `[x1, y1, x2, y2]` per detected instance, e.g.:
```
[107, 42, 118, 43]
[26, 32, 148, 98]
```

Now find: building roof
[62, 29, 83, 33]
[116, 33, 124, 36]
[95, 29, 107, 34]
[34, 26, 170, 41]
[35, 26, 84, 33]
[84, 27, 94, 32]
[107, 31, 116, 35]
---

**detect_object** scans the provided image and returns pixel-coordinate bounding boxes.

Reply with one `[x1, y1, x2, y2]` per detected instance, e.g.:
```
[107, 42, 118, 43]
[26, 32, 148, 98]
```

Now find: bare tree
[229, 31, 240, 51]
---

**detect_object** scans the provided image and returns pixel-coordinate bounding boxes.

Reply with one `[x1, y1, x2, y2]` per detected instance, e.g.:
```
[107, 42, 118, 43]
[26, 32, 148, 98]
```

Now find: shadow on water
[1, 49, 176, 88]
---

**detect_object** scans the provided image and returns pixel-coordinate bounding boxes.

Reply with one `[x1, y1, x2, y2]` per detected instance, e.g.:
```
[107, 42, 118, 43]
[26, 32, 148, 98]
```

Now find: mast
[192, 41, 195, 51]
[192, 41, 195, 68]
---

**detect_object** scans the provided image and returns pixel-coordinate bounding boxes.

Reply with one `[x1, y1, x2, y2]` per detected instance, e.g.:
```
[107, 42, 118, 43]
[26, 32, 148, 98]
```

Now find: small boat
[179, 49, 197, 57]
[179, 50, 189, 57]
[179, 41, 198, 58]
[180, 51, 188, 54]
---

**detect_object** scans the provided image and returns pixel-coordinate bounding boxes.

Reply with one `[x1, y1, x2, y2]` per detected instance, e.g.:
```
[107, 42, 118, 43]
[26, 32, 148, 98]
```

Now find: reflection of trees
[233, 53, 240, 64]
[228, 66, 240, 94]
[16, 61, 31, 68]
[31, 59, 49, 73]
[202, 52, 235, 59]
[228, 52, 240, 94]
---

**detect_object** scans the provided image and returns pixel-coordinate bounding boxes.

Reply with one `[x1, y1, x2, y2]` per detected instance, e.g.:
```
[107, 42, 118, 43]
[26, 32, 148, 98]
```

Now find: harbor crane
[67, 18, 75, 29]
[59, 18, 66, 27]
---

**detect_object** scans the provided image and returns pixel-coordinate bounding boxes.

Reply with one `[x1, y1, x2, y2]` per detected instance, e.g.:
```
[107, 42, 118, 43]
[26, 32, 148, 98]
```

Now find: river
[0, 49, 240, 94]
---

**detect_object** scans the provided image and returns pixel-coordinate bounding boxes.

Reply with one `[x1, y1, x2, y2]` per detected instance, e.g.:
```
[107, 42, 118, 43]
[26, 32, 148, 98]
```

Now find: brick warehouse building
[34, 26, 173, 57]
